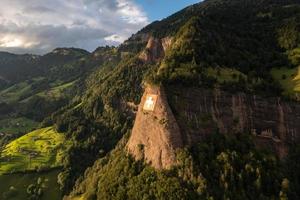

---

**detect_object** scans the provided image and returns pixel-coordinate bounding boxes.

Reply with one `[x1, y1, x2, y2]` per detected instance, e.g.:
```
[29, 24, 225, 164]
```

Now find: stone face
[161, 37, 173, 52]
[167, 85, 300, 157]
[138, 36, 173, 63]
[128, 85, 300, 169]
[126, 85, 183, 169]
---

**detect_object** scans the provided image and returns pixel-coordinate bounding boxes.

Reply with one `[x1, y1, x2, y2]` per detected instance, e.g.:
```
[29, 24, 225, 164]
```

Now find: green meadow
[0, 117, 39, 135]
[0, 82, 32, 103]
[35, 80, 76, 99]
[18, 80, 76, 103]
[0, 78, 76, 104]
[0, 127, 71, 174]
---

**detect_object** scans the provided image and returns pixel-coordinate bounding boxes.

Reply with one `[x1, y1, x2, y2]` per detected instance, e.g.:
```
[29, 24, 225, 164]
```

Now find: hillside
[63, 0, 300, 199]
[0, 46, 119, 147]
[0, 46, 121, 199]
[0, 127, 71, 174]
[1, 0, 300, 200]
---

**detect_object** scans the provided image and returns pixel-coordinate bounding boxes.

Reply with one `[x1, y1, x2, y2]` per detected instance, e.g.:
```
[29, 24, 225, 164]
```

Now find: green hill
[0, 46, 119, 148]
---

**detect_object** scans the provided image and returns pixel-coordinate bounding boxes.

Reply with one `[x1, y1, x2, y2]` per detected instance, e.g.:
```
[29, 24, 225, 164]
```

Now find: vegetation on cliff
[67, 132, 300, 200]
[152, 0, 300, 99]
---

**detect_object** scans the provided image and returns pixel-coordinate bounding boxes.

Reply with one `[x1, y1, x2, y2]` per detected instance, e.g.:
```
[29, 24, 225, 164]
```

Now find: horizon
[0, 0, 199, 55]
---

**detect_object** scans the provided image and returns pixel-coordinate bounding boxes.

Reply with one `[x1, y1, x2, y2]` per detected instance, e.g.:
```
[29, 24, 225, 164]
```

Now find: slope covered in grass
[0, 127, 71, 174]
[35, 80, 77, 99]
[0, 81, 32, 103]
[0, 117, 38, 135]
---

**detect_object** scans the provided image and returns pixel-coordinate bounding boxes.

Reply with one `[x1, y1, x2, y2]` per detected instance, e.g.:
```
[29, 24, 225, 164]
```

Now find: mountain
[61, 0, 300, 199]
[0, 48, 89, 84]
[0, 46, 118, 149]
[1, 0, 300, 200]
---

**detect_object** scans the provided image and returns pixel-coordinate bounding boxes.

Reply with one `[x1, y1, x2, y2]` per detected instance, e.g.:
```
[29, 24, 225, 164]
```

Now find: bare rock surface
[128, 84, 300, 169]
[167, 85, 300, 158]
[138, 36, 173, 63]
[127, 84, 183, 169]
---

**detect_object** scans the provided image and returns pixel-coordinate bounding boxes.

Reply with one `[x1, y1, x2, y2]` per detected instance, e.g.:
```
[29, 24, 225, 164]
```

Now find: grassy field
[0, 117, 39, 135]
[19, 80, 77, 103]
[0, 127, 71, 174]
[36, 80, 76, 99]
[0, 169, 62, 200]
[205, 67, 246, 83]
[0, 78, 76, 104]
[0, 82, 32, 103]
[271, 66, 300, 98]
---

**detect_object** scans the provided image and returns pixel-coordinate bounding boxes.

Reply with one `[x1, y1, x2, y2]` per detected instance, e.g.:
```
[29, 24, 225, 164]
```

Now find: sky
[0, 0, 199, 55]
[136, 0, 199, 22]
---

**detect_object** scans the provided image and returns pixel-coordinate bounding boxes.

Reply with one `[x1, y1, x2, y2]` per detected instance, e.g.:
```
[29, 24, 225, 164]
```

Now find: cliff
[126, 84, 183, 169]
[167, 85, 300, 158]
[127, 84, 300, 169]
[138, 36, 173, 63]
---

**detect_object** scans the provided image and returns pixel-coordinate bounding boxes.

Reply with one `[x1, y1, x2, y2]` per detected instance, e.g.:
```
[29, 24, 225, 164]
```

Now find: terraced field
[0, 127, 71, 174]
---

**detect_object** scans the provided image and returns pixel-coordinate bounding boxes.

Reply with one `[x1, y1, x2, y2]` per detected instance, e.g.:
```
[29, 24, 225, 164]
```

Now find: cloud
[0, 0, 149, 54]
[104, 34, 127, 43]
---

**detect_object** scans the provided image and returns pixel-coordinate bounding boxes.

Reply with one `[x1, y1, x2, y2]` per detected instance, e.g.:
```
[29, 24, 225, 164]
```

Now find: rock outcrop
[127, 84, 183, 169]
[167, 86, 300, 158]
[138, 37, 173, 63]
[128, 85, 300, 169]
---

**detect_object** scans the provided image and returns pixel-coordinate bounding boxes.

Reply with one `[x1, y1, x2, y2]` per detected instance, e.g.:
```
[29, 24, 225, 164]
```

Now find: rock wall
[138, 36, 173, 63]
[128, 85, 300, 169]
[167, 85, 300, 157]
[126, 84, 183, 169]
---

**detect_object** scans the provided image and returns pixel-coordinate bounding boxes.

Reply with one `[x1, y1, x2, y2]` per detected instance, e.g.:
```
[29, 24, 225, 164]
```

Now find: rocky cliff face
[138, 37, 173, 63]
[167, 85, 300, 157]
[127, 84, 300, 169]
[126, 84, 183, 169]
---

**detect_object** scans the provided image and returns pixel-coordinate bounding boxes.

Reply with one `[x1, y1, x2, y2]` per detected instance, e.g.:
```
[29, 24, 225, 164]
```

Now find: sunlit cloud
[0, 0, 149, 54]
[104, 34, 127, 43]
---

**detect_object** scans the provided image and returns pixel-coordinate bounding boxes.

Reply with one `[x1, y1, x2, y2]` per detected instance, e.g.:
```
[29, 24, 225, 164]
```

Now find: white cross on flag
[143, 94, 158, 111]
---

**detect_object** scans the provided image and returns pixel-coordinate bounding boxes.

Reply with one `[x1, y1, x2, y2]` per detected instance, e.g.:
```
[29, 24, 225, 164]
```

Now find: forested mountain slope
[0, 47, 119, 164]
[62, 0, 300, 199]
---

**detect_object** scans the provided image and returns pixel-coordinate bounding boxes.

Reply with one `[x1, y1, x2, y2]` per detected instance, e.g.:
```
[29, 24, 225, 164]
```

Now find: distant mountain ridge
[0, 48, 90, 84]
